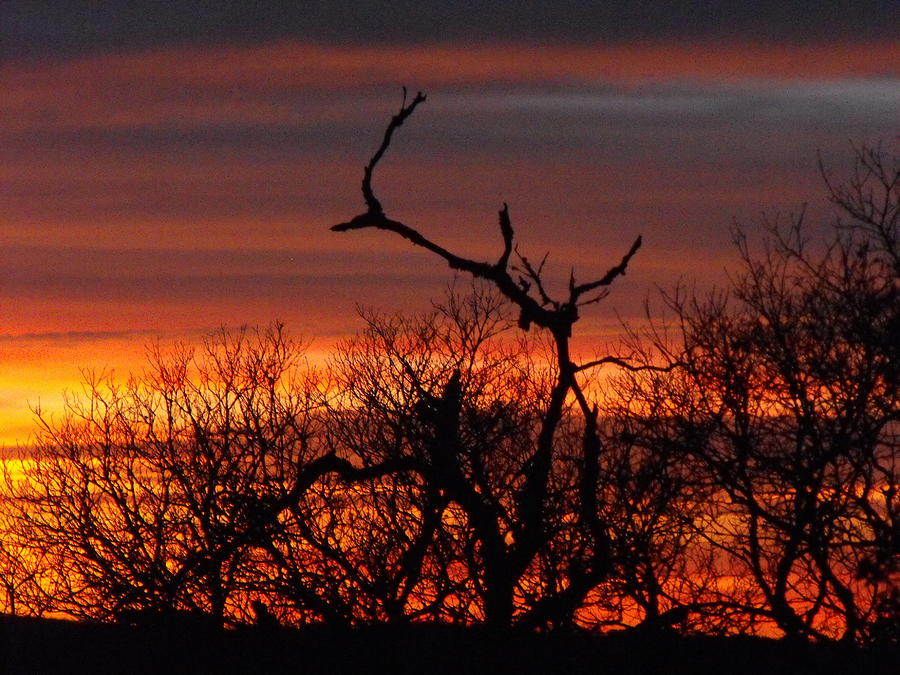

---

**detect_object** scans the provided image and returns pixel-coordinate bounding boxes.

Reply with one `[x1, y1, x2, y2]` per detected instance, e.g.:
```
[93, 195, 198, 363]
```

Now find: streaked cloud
[0, 329, 158, 344]
[1, 40, 898, 444]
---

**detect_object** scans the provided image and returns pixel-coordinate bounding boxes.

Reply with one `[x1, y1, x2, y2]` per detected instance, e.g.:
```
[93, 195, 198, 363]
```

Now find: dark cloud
[0, 329, 158, 344]
[4, 73, 896, 255]
[3, 1, 898, 60]
[0, 245, 444, 298]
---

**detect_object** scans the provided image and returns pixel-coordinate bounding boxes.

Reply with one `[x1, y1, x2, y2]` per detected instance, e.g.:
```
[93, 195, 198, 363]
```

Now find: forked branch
[331, 90, 642, 340]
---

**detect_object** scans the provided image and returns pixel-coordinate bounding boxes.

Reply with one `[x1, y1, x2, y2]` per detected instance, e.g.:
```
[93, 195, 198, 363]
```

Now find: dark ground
[0, 614, 896, 675]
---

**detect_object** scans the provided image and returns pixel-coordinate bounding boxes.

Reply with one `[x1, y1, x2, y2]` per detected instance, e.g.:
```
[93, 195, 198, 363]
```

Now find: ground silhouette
[1, 614, 898, 675]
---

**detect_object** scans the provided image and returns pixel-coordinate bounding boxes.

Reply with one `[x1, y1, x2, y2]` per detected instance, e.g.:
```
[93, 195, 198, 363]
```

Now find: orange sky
[2, 40, 899, 445]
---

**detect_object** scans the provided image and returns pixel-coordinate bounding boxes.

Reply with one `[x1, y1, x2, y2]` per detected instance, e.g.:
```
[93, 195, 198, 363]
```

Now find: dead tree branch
[332, 91, 642, 341]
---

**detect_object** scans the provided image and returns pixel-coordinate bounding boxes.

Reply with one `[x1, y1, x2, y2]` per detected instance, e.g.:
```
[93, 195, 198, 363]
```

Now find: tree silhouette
[0, 86, 893, 651]
[332, 91, 646, 628]
[300, 289, 524, 623]
[614, 143, 898, 643]
[3, 326, 413, 624]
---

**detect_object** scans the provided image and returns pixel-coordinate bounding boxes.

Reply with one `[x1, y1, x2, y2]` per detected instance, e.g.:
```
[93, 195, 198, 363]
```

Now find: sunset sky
[2, 1, 898, 444]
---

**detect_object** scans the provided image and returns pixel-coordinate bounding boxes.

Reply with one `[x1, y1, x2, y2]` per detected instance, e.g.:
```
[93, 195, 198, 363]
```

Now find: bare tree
[2, 325, 411, 624]
[592, 378, 725, 634]
[0, 498, 60, 617]
[304, 286, 545, 624]
[332, 91, 645, 628]
[617, 143, 898, 643]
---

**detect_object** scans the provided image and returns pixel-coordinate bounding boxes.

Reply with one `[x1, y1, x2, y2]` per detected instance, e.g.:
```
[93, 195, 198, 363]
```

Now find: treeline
[0, 99, 896, 645]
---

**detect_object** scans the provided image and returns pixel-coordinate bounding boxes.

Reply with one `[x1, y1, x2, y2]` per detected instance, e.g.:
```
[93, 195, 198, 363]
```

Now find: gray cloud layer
[2, 44, 897, 346]
[3, 1, 898, 59]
